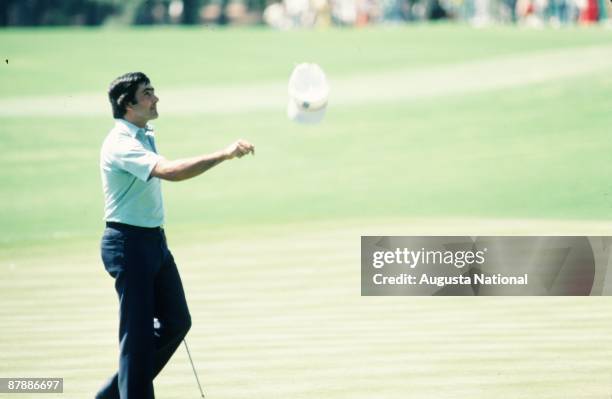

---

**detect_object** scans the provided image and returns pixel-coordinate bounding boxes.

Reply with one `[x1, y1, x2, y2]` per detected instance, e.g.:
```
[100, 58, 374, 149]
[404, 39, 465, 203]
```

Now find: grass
[1, 24, 612, 398]
[2, 223, 612, 398]
[2, 25, 612, 96]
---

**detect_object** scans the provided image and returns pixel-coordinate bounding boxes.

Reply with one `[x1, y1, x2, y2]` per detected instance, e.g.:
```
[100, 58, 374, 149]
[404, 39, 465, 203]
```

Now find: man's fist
[223, 139, 255, 160]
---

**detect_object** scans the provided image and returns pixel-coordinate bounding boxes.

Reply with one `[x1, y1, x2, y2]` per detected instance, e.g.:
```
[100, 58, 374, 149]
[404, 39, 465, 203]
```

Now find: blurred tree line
[0, 0, 266, 26]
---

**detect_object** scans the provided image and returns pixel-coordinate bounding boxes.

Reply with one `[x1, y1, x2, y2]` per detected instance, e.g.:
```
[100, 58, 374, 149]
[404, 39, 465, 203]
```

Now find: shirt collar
[115, 119, 153, 138]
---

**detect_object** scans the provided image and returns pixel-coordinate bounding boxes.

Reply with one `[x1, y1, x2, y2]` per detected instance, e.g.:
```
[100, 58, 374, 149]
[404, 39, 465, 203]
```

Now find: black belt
[106, 221, 163, 232]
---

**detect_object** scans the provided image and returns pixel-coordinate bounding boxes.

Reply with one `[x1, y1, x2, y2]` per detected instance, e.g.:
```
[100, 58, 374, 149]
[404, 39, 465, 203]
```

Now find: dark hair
[108, 72, 150, 118]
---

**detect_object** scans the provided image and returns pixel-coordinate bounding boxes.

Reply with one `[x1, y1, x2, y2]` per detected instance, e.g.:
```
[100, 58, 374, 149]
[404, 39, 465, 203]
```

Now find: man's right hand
[223, 139, 255, 160]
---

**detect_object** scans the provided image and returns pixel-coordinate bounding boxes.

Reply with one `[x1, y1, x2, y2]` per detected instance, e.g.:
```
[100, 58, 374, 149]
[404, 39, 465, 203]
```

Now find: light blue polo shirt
[100, 119, 164, 227]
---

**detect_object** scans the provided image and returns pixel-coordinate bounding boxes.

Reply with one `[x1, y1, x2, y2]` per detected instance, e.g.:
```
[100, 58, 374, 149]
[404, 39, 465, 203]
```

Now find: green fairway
[2, 25, 612, 97]
[2, 25, 612, 398]
[3, 221, 612, 398]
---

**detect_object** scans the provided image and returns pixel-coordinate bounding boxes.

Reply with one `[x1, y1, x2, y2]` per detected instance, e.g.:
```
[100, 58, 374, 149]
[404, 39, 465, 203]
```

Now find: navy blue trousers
[96, 223, 192, 399]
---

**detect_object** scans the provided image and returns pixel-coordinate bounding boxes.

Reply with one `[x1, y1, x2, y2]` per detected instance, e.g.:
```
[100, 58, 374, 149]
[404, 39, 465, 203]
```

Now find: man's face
[127, 82, 159, 123]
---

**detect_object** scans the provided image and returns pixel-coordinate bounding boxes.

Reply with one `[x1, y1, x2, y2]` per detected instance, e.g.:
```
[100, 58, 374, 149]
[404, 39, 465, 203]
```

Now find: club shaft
[184, 339, 205, 398]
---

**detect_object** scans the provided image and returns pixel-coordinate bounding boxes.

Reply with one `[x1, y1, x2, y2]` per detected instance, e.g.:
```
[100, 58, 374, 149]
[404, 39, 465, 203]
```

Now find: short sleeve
[111, 135, 162, 182]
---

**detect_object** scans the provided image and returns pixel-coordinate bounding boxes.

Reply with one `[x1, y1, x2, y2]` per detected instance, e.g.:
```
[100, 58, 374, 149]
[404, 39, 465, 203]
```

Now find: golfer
[96, 72, 254, 399]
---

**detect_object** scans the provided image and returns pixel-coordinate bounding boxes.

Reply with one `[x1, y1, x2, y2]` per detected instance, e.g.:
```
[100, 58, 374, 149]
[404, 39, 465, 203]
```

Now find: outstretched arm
[151, 139, 255, 182]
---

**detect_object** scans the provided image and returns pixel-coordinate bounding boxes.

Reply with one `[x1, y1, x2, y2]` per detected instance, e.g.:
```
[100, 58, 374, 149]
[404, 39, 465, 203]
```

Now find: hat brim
[287, 98, 327, 125]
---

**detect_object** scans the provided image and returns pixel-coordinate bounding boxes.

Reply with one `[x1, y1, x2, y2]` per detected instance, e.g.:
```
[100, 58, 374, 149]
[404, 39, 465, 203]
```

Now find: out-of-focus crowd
[260, 0, 610, 28]
[2, 0, 609, 27]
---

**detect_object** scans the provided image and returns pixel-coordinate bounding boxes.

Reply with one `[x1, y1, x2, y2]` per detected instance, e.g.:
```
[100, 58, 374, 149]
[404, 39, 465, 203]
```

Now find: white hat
[287, 63, 330, 124]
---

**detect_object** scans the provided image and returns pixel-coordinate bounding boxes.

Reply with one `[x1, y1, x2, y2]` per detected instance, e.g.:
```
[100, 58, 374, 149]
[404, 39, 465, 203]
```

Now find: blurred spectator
[181, 0, 199, 23]
[577, 0, 598, 23]
[602, 0, 612, 21]
[263, 0, 316, 28]
[287, 0, 317, 25]
[356, 0, 381, 25]
[331, 0, 358, 25]
[500, 0, 518, 22]
[263, 2, 291, 28]
[313, 0, 333, 27]
[516, 0, 544, 26]
[545, 0, 569, 25]
[471, 0, 492, 25]
[201, 0, 254, 24]
[379, 0, 404, 21]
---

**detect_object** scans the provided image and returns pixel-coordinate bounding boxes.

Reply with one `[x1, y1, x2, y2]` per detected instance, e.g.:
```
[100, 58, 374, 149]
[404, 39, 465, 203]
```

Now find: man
[97, 72, 254, 399]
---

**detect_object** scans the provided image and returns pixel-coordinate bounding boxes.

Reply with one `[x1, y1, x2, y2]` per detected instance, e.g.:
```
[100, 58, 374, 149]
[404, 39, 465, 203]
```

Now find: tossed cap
[287, 63, 330, 124]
